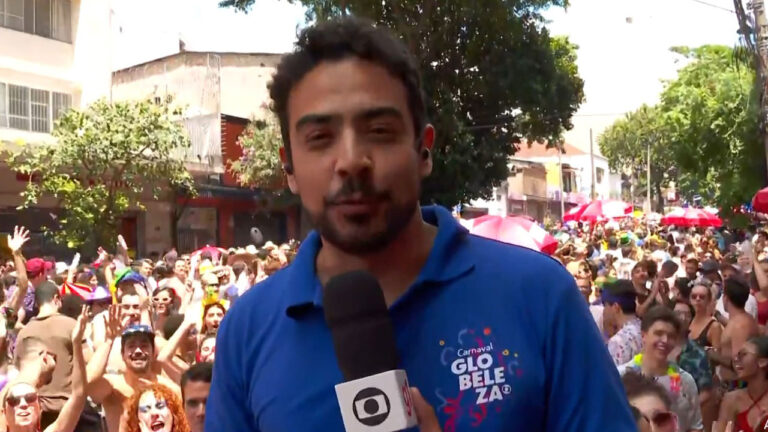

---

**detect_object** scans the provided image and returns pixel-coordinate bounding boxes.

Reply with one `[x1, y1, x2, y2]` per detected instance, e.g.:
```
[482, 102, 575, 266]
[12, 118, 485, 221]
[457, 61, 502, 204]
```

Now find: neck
[36, 305, 57, 319]
[316, 208, 437, 305]
[748, 375, 768, 396]
[640, 352, 669, 376]
[616, 313, 634, 328]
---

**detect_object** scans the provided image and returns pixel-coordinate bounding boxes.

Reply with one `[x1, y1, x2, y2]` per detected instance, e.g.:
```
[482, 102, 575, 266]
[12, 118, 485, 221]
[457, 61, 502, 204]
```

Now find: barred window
[8, 84, 29, 131]
[0, 83, 7, 128]
[52, 92, 70, 122]
[30, 88, 50, 133]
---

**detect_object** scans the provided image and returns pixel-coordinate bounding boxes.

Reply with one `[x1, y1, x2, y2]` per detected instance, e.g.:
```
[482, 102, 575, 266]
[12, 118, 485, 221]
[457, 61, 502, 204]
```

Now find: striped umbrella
[60, 282, 93, 300]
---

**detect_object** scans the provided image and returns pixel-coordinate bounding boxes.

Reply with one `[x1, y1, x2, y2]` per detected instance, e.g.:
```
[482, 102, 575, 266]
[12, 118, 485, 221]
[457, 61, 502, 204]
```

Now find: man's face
[183, 380, 211, 432]
[284, 58, 433, 254]
[120, 295, 141, 325]
[631, 265, 649, 287]
[685, 261, 698, 277]
[140, 262, 153, 278]
[642, 321, 677, 362]
[174, 260, 187, 279]
[204, 307, 224, 332]
[122, 335, 153, 374]
[575, 277, 591, 301]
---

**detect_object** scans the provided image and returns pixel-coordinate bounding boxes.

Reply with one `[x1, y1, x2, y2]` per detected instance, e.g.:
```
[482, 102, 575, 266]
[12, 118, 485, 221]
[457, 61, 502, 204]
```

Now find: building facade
[111, 51, 300, 255]
[0, 0, 114, 257]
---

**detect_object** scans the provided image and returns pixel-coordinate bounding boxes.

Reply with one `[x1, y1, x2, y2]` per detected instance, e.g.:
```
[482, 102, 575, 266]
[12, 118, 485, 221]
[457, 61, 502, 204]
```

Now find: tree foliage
[219, 0, 584, 206]
[599, 45, 761, 212]
[228, 113, 285, 189]
[4, 99, 196, 251]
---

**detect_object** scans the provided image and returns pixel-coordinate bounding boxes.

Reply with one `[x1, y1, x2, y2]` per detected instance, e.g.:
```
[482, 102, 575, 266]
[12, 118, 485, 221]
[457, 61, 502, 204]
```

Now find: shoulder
[678, 368, 698, 389]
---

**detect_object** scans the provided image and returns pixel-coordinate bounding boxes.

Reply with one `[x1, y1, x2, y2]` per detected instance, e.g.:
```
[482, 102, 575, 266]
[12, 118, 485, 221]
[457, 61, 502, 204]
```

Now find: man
[206, 17, 634, 431]
[13, 281, 75, 429]
[87, 308, 179, 432]
[181, 362, 212, 432]
[618, 306, 703, 432]
[603, 279, 642, 365]
[105, 286, 151, 374]
[614, 246, 637, 280]
[685, 257, 699, 280]
[707, 276, 760, 389]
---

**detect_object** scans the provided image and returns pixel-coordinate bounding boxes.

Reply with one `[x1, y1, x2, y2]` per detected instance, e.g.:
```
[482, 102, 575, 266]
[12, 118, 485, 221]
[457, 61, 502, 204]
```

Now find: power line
[687, 0, 736, 14]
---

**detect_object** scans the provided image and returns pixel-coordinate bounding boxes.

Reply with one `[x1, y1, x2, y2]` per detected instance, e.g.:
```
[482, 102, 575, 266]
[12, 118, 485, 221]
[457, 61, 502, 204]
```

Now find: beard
[308, 177, 418, 255]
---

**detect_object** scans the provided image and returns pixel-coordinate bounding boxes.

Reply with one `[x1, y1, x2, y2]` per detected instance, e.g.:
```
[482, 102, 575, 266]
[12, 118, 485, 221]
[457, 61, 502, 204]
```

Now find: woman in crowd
[123, 382, 190, 432]
[2, 307, 87, 432]
[152, 287, 179, 339]
[157, 314, 198, 383]
[688, 279, 722, 349]
[716, 336, 768, 432]
[622, 370, 678, 432]
[200, 303, 225, 336]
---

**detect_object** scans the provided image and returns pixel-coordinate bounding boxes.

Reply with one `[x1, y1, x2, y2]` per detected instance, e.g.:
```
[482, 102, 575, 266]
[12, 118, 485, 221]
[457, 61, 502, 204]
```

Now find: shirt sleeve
[606, 336, 624, 366]
[204, 311, 259, 432]
[544, 269, 636, 432]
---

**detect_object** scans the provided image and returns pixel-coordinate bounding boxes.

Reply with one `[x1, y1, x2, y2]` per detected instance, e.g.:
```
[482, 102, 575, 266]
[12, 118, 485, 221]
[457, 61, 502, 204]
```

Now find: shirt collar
[284, 205, 475, 317]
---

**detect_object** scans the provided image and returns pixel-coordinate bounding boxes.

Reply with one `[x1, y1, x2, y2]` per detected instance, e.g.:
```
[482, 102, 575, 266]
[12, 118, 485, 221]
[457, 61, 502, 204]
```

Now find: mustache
[324, 178, 389, 204]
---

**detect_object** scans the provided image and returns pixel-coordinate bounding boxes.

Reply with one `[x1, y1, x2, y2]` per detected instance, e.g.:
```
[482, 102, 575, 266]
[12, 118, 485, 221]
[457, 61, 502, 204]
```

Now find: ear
[419, 124, 435, 178]
[279, 147, 299, 194]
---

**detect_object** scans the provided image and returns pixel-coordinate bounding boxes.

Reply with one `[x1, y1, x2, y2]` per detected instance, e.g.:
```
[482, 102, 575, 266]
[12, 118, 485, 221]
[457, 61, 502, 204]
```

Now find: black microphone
[324, 271, 417, 431]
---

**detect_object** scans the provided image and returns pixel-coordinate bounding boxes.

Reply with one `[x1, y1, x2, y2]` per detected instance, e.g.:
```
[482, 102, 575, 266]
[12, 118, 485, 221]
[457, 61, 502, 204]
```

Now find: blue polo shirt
[206, 206, 635, 431]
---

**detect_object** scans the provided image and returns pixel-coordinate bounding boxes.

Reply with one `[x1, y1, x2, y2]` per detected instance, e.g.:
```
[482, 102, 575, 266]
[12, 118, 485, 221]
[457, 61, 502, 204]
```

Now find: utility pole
[646, 138, 652, 213]
[746, 0, 768, 182]
[589, 128, 596, 200]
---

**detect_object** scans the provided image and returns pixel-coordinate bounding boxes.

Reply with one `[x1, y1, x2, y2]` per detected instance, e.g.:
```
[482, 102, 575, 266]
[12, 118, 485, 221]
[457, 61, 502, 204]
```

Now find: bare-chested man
[86, 306, 179, 432]
[707, 276, 760, 388]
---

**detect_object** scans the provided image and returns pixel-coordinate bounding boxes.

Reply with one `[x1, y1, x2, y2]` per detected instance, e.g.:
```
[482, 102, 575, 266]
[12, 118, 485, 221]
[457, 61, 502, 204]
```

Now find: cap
[116, 270, 145, 286]
[700, 259, 720, 274]
[25, 258, 53, 277]
[55, 262, 68, 275]
[121, 324, 154, 347]
[87, 286, 112, 303]
[201, 272, 219, 286]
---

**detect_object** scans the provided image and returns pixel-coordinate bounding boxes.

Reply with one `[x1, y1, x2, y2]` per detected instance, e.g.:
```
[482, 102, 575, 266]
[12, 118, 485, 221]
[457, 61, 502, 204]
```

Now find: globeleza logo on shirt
[436, 327, 521, 431]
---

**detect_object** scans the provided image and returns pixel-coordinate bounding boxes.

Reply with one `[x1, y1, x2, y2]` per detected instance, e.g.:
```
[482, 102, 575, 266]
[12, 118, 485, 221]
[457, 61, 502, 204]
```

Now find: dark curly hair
[269, 17, 426, 168]
[123, 383, 189, 432]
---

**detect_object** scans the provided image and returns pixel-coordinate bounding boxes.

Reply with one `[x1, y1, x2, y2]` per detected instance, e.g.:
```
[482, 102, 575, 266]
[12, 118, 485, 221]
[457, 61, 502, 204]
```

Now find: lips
[151, 420, 165, 431]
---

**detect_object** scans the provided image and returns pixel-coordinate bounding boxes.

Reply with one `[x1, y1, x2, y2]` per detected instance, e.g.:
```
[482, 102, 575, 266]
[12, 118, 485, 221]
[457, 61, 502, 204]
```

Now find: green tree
[660, 45, 761, 210]
[219, 0, 584, 206]
[600, 45, 761, 212]
[598, 105, 673, 211]
[228, 113, 285, 189]
[4, 99, 196, 251]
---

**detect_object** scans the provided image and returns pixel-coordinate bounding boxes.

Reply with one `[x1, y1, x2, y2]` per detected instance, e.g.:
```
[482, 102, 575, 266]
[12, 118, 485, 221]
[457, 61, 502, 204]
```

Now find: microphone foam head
[323, 271, 399, 381]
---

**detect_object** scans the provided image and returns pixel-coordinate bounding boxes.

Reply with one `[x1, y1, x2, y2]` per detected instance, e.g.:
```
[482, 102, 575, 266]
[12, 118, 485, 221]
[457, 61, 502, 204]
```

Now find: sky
[112, 0, 743, 151]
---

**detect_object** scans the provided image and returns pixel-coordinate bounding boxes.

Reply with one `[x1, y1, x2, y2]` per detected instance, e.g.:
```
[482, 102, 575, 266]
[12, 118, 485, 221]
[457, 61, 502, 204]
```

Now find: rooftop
[513, 141, 587, 158]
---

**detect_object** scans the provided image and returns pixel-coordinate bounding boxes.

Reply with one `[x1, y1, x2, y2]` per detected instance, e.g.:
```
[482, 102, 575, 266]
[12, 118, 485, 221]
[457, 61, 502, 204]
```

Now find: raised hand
[105, 304, 125, 340]
[71, 305, 89, 344]
[7, 226, 30, 254]
[117, 235, 128, 251]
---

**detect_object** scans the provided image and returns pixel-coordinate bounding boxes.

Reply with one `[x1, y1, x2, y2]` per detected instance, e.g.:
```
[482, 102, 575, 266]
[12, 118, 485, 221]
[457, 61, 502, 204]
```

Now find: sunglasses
[6, 392, 38, 408]
[690, 294, 708, 301]
[138, 400, 168, 414]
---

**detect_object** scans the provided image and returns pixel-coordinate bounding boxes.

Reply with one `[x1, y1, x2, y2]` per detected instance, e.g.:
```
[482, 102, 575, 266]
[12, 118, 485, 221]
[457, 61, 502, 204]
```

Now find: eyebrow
[294, 107, 405, 130]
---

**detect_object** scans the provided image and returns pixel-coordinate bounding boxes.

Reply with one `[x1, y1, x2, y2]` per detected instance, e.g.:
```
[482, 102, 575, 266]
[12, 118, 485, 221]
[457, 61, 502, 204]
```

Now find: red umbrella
[563, 199, 633, 223]
[660, 207, 722, 227]
[753, 187, 768, 213]
[191, 245, 227, 261]
[470, 215, 558, 255]
[562, 203, 588, 222]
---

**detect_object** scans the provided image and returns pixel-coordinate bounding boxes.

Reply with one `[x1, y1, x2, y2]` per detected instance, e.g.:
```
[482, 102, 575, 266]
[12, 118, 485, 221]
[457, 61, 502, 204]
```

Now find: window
[0, 84, 6, 128]
[562, 172, 574, 193]
[0, 0, 70, 43]
[52, 92, 70, 122]
[8, 85, 29, 130]
[596, 167, 605, 184]
[30, 88, 49, 132]
[0, 82, 71, 132]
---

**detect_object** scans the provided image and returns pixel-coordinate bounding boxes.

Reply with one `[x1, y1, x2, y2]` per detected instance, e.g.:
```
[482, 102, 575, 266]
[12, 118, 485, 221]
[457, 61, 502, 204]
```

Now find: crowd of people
[0, 225, 297, 432]
[551, 215, 768, 432]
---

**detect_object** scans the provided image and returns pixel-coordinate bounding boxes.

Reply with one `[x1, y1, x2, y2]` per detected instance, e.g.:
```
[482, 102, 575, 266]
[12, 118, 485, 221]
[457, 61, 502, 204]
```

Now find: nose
[335, 129, 372, 178]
